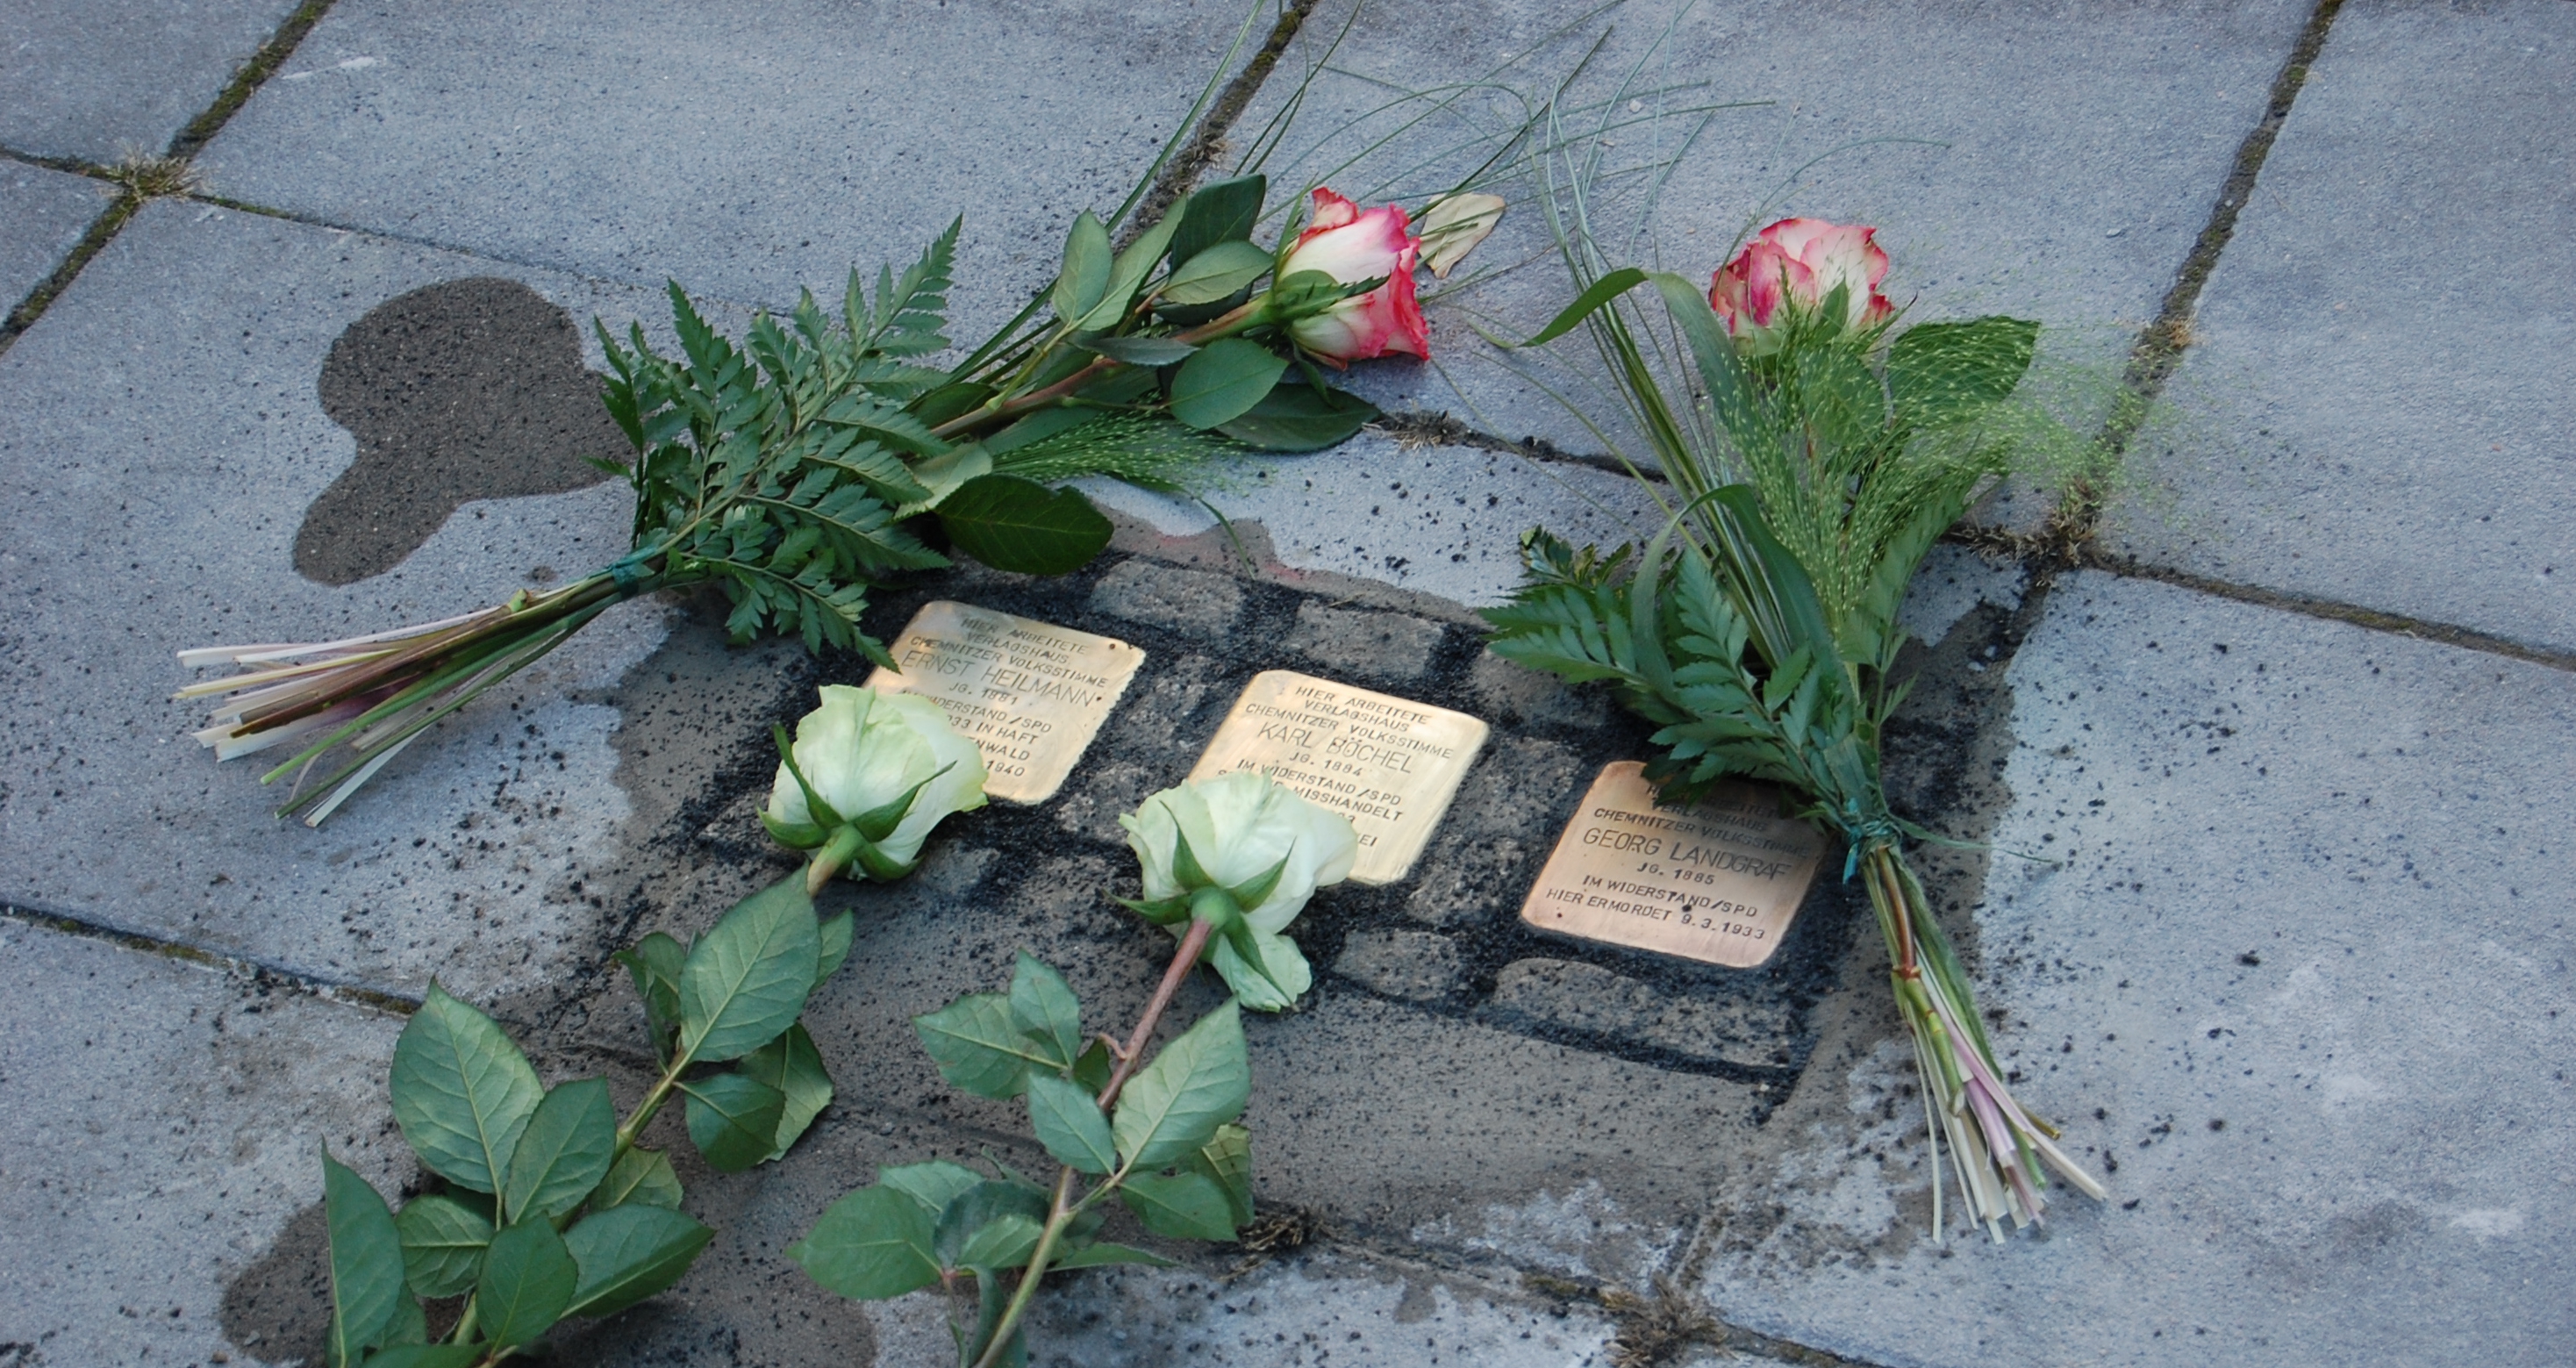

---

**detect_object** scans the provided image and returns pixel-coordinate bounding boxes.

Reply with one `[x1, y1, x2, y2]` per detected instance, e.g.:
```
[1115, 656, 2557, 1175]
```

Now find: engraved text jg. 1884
[1189, 670, 1490, 886]
[863, 600, 1145, 805]
[1521, 761, 1827, 968]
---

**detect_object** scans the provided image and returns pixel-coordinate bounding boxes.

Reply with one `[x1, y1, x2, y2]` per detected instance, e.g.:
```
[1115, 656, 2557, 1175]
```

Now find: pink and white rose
[1709, 217, 1896, 354]
[1277, 188, 1430, 362]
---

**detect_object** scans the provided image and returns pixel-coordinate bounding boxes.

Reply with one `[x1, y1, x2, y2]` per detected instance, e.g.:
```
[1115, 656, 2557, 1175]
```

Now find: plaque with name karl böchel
[1188, 670, 1489, 886]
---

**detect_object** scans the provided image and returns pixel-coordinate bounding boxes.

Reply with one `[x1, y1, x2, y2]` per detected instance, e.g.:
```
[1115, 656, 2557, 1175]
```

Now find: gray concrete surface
[0, 161, 107, 308]
[1231, 0, 2311, 481]
[200, 0, 1269, 328]
[1699, 572, 2576, 1366]
[0, 916, 407, 1368]
[0, 0, 305, 162]
[1084, 433, 1660, 608]
[4, 1, 2573, 1364]
[2104, 0, 2576, 655]
[0, 202, 689, 1005]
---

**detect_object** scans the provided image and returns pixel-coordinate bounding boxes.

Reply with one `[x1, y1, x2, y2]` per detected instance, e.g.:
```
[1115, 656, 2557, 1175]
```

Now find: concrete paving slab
[0, 201, 703, 1005]
[0, 161, 109, 309]
[0, 0, 304, 163]
[1084, 435, 1663, 608]
[201, 0, 1268, 327]
[1699, 572, 2576, 1367]
[0, 915, 406, 1368]
[2104, 0, 2576, 655]
[1230, 0, 2309, 483]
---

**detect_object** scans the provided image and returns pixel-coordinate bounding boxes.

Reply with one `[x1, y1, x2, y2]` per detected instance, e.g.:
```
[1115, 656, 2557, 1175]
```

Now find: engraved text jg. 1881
[863, 600, 1145, 805]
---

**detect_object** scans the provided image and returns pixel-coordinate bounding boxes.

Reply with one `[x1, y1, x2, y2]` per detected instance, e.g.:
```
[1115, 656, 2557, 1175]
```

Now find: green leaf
[1168, 174, 1264, 268]
[791, 1185, 942, 1300]
[393, 1194, 492, 1300]
[501, 1078, 616, 1225]
[1025, 1073, 1117, 1174]
[678, 876, 821, 1064]
[1077, 209, 1185, 333]
[1889, 316, 2039, 426]
[1519, 266, 1648, 347]
[389, 983, 543, 1195]
[680, 1073, 788, 1172]
[1084, 334, 1200, 367]
[952, 1214, 1044, 1271]
[815, 911, 855, 983]
[934, 1180, 1052, 1269]
[1192, 1122, 1256, 1228]
[1112, 1001, 1250, 1170]
[1215, 382, 1378, 451]
[562, 1205, 714, 1319]
[915, 992, 1063, 1099]
[359, 1347, 480, 1368]
[1168, 338, 1288, 430]
[740, 1022, 834, 1162]
[476, 1218, 578, 1350]
[935, 474, 1113, 576]
[1051, 211, 1113, 323]
[614, 933, 687, 1064]
[1119, 1170, 1238, 1242]
[1006, 952, 1082, 1068]
[323, 1150, 410, 1367]
[1160, 239, 1273, 306]
[590, 1146, 684, 1212]
[1048, 1242, 1176, 1270]
[880, 1161, 984, 1219]
[1070, 1038, 1113, 1095]
[910, 381, 995, 430]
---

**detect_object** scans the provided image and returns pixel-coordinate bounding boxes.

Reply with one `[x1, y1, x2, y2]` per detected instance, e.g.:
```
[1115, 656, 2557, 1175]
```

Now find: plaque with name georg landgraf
[863, 601, 1145, 805]
[1189, 670, 1490, 886]
[1521, 761, 1828, 968]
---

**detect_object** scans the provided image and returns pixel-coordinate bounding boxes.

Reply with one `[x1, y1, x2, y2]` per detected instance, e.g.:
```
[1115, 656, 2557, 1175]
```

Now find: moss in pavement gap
[164, 0, 344, 161]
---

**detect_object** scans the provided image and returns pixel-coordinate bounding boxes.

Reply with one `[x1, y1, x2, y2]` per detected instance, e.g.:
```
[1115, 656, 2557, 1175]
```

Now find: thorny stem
[966, 916, 1218, 1368]
[805, 825, 868, 895]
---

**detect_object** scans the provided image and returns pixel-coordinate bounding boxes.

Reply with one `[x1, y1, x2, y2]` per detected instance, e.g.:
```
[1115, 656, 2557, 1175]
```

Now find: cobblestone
[1283, 601, 1448, 684]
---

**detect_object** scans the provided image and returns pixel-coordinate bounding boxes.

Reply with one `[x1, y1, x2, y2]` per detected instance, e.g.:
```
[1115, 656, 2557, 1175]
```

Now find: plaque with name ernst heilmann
[863, 601, 1145, 805]
[1189, 670, 1490, 886]
[1521, 761, 1827, 968]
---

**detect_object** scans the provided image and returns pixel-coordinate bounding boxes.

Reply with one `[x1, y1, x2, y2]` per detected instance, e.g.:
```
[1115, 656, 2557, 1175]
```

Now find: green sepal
[770, 723, 844, 832]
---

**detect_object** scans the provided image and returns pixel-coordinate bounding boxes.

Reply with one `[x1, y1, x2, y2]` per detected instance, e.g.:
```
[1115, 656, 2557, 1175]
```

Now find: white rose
[1119, 771, 1358, 1010]
[765, 685, 988, 880]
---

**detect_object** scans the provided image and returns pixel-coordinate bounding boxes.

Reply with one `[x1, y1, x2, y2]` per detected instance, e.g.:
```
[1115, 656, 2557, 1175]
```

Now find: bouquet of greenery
[175, 35, 1508, 826]
[1485, 209, 2107, 1238]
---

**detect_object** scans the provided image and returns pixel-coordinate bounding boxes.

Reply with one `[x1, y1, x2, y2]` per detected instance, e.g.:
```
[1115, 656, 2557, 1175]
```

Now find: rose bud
[1709, 217, 1897, 355]
[1117, 771, 1358, 1011]
[764, 684, 988, 889]
[1273, 187, 1431, 363]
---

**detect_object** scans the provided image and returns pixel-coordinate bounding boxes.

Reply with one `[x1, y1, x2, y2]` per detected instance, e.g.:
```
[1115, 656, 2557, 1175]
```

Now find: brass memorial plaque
[1188, 670, 1491, 886]
[863, 600, 1145, 805]
[1521, 761, 1828, 968]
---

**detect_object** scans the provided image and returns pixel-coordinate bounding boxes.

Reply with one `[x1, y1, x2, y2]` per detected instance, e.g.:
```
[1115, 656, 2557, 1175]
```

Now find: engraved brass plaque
[1188, 670, 1491, 886]
[1520, 761, 1827, 968]
[863, 601, 1145, 805]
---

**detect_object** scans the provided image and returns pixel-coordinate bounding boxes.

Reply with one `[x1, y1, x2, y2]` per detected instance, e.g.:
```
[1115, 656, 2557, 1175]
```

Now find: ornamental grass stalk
[1484, 107, 2107, 1239]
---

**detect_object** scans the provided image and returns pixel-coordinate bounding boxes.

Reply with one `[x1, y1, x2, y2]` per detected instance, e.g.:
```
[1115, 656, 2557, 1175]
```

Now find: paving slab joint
[2082, 552, 2576, 674]
[0, 0, 340, 356]
[1121, 0, 1320, 242]
[0, 903, 419, 1018]
[2036, 0, 2347, 560]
